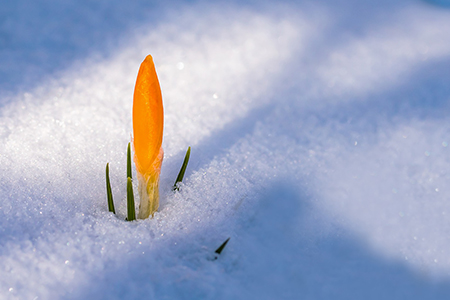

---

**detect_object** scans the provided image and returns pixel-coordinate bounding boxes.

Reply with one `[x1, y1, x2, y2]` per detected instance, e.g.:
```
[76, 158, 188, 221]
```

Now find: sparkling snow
[1, 0, 450, 299]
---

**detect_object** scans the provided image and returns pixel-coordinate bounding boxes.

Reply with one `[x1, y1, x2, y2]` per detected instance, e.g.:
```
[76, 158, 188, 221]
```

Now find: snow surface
[1, 0, 450, 299]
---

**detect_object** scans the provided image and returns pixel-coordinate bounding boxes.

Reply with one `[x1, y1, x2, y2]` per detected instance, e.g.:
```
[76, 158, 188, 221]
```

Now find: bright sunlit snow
[1, 0, 450, 299]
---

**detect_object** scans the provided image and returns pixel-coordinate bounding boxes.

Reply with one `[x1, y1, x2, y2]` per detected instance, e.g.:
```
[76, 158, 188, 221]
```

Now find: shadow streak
[0, 0, 182, 102]
[69, 182, 450, 300]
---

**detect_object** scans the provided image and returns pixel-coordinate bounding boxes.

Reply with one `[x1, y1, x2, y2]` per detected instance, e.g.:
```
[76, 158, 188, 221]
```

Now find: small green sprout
[127, 142, 132, 179]
[105, 163, 115, 214]
[214, 237, 230, 258]
[173, 146, 191, 191]
[127, 177, 136, 221]
[126, 143, 136, 221]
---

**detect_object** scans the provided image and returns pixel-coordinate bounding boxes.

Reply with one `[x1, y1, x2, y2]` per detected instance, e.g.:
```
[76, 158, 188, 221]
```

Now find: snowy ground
[1, 0, 450, 299]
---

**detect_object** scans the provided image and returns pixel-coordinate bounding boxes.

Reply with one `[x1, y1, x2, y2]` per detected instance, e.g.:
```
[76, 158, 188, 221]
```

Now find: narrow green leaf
[127, 142, 132, 179]
[127, 177, 136, 221]
[173, 146, 191, 191]
[215, 237, 230, 255]
[106, 163, 115, 214]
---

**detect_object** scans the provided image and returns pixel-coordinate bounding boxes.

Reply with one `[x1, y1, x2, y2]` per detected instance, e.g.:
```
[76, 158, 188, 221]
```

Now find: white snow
[1, 0, 450, 299]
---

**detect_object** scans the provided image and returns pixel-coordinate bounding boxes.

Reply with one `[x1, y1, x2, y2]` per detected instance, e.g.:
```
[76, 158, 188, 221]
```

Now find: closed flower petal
[132, 55, 164, 219]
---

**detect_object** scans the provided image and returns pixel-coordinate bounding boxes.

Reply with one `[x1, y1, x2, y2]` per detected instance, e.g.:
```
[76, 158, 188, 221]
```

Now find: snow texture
[1, 0, 450, 299]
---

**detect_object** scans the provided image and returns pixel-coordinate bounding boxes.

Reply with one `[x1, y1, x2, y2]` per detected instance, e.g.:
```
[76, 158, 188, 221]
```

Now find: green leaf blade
[215, 237, 230, 255]
[127, 177, 136, 221]
[106, 163, 115, 214]
[127, 142, 132, 179]
[173, 146, 191, 191]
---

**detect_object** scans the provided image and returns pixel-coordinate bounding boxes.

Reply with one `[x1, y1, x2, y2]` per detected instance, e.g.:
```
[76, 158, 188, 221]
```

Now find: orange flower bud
[132, 55, 164, 219]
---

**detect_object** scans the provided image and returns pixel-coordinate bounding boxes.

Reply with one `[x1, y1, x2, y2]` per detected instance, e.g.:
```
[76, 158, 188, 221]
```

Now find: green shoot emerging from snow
[127, 143, 136, 221]
[173, 146, 191, 191]
[105, 163, 115, 214]
[214, 237, 230, 259]
[127, 142, 132, 179]
[127, 177, 136, 221]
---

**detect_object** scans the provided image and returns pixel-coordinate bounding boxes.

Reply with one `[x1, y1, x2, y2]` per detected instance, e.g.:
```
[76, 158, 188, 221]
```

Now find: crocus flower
[133, 55, 164, 219]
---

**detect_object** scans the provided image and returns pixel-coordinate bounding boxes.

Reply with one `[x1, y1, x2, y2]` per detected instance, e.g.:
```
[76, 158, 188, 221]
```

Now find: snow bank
[1, 0, 450, 299]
